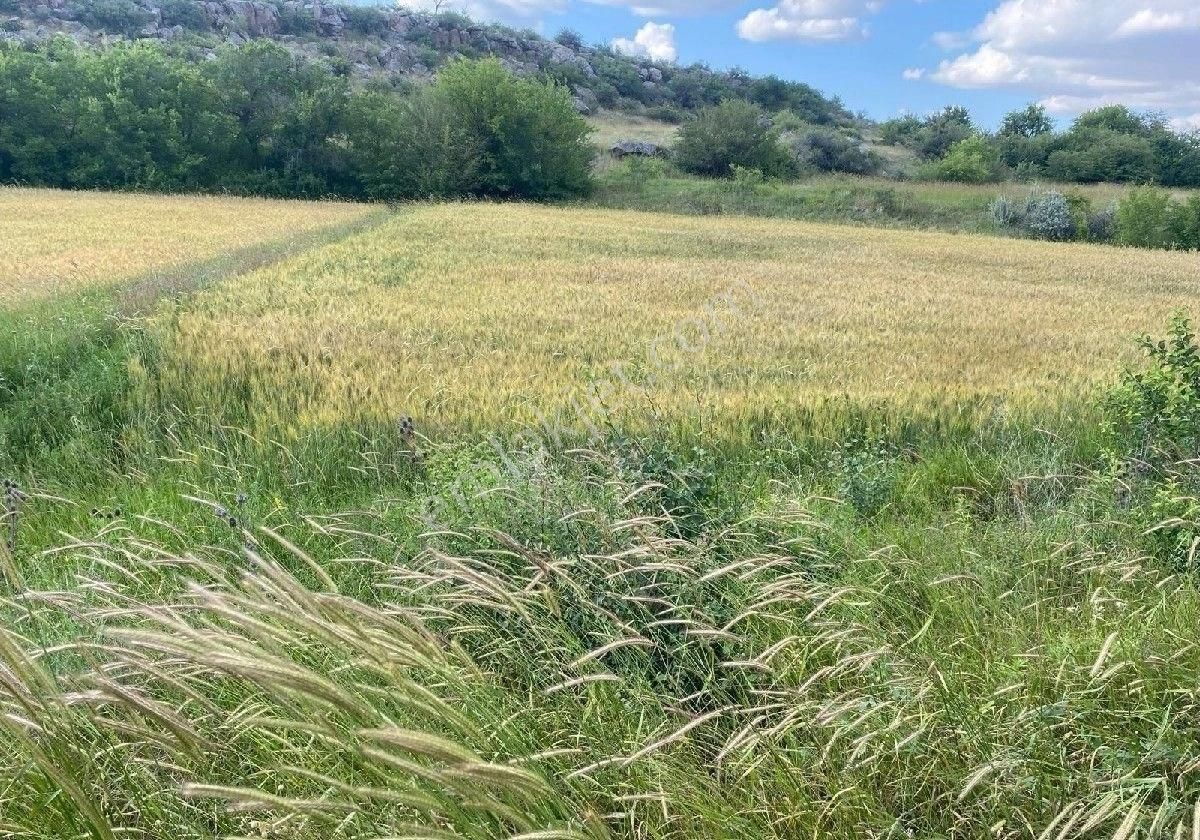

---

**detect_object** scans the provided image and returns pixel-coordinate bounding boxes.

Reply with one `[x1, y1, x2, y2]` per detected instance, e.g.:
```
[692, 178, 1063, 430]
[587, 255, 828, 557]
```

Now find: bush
[158, 0, 210, 30]
[790, 126, 880, 176]
[1108, 311, 1200, 461]
[924, 135, 999, 183]
[1087, 204, 1117, 243]
[345, 88, 481, 200]
[1024, 191, 1075, 241]
[990, 195, 1021, 227]
[70, 0, 151, 34]
[675, 100, 792, 179]
[344, 5, 391, 36]
[432, 58, 594, 199]
[1168, 194, 1200, 251]
[1116, 186, 1173, 248]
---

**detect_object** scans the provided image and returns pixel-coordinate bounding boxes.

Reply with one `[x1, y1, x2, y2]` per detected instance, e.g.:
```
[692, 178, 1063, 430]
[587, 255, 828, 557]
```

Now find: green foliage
[917, 106, 974, 160]
[0, 43, 592, 201]
[69, 0, 150, 34]
[789, 126, 880, 176]
[878, 113, 922, 146]
[158, 0, 210, 30]
[1116, 186, 1174, 248]
[343, 4, 390, 36]
[922, 135, 1000, 183]
[675, 100, 792, 179]
[344, 87, 481, 199]
[432, 58, 593, 199]
[1108, 312, 1200, 460]
[999, 103, 1053, 138]
[1168, 194, 1200, 250]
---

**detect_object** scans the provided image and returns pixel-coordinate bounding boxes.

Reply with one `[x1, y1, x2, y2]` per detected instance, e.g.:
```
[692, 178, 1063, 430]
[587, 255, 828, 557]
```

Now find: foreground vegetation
[3, 189, 1200, 838]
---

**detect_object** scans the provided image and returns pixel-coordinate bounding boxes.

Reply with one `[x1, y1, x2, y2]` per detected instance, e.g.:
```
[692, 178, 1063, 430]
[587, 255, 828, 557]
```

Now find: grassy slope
[2, 190, 1200, 838]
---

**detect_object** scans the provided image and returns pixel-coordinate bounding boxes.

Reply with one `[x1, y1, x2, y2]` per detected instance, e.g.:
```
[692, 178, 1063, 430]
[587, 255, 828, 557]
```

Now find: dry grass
[587, 110, 680, 151]
[148, 202, 1200, 437]
[0, 187, 371, 307]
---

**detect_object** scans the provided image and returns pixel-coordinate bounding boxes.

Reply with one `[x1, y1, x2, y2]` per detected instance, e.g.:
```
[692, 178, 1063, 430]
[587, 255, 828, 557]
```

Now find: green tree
[432, 58, 593, 199]
[344, 86, 481, 199]
[999, 103, 1053, 138]
[916, 106, 975, 160]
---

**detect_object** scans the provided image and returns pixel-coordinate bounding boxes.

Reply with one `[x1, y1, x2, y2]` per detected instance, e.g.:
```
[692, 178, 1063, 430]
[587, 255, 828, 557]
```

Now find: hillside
[0, 0, 853, 124]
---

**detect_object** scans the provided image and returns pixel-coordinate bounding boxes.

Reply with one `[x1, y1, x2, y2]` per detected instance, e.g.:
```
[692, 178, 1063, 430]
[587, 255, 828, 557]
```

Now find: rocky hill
[0, 0, 853, 122]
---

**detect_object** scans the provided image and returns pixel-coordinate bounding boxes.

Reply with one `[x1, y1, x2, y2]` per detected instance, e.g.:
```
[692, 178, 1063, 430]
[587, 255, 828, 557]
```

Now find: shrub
[276, 5, 317, 34]
[675, 100, 792, 179]
[1168, 194, 1200, 250]
[790, 126, 880, 175]
[553, 28, 584, 50]
[925, 135, 1000, 183]
[344, 5, 390, 36]
[70, 0, 151, 34]
[1116, 186, 1173, 248]
[1024, 191, 1075, 241]
[990, 195, 1020, 227]
[159, 0, 210, 30]
[345, 87, 482, 199]
[1087, 204, 1117, 243]
[1107, 311, 1200, 462]
[432, 58, 594, 199]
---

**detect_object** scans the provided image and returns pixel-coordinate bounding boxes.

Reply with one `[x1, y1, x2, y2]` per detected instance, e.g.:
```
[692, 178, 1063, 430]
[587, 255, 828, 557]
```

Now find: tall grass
[3, 458, 1200, 837]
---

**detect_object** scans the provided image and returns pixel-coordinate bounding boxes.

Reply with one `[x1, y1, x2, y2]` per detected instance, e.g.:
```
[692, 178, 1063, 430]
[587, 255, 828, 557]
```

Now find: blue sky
[447, 0, 1200, 132]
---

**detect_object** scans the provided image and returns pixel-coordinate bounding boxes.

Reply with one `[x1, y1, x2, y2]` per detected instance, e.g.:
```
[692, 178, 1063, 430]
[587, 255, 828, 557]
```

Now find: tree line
[0, 39, 594, 201]
[882, 103, 1200, 187]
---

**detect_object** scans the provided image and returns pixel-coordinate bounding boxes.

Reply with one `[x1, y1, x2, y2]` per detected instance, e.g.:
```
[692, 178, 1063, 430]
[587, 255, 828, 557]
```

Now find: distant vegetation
[0, 40, 592, 200]
[880, 103, 1200, 187]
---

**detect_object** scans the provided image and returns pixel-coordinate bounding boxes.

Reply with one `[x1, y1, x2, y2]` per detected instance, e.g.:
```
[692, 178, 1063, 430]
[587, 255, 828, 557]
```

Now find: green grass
[2, 192, 1200, 839]
[588, 160, 1198, 236]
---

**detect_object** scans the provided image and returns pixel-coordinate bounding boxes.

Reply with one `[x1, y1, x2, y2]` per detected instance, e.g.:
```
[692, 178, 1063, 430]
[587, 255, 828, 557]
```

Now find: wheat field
[148, 202, 1200, 437]
[0, 187, 371, 306]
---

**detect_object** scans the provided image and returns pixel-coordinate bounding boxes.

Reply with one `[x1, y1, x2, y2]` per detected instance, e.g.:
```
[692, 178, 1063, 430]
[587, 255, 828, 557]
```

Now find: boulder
[610, 140, 669, 159]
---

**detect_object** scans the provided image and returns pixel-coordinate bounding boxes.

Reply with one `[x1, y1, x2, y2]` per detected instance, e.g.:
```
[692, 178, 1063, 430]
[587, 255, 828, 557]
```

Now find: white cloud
[911, 1, 1200, 121]
[1171, 113, 1200, 133]
[612, 21, 678, 61]
[736, 0, 883, 43]
[902, 67, 924, 80]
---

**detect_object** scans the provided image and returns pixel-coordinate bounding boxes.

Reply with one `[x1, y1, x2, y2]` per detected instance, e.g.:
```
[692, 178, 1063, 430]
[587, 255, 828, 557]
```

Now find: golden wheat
[144, 202, 1200, 439]
[0, 187, 371, 306]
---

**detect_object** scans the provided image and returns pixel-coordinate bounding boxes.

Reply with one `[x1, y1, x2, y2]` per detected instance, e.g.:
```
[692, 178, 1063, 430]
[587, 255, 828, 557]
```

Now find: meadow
[2, 187, 1200, 839]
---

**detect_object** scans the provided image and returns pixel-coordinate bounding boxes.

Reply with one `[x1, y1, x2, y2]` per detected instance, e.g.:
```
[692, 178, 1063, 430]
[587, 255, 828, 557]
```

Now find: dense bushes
[889, 102, 1200, 188]
[0, 40, 593, 201]
[989, 184, 1199, 251]
[1116, 187, 1200, 250]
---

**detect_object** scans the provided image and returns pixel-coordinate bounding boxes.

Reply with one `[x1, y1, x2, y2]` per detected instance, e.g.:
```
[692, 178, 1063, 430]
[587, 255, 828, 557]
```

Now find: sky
[424, 0, 1200, 131]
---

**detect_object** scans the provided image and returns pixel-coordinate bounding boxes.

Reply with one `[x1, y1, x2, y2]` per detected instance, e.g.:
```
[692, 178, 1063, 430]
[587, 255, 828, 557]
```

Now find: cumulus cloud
[736, 0, 883, 43]
[915, 1, 1200, 119]
[612, 21, 678, 61]
[902, 67, 925, 80]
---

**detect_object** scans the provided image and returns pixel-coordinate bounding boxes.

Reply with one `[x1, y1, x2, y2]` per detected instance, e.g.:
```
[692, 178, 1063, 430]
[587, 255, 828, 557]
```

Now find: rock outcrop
[0, 0, 659, 112]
